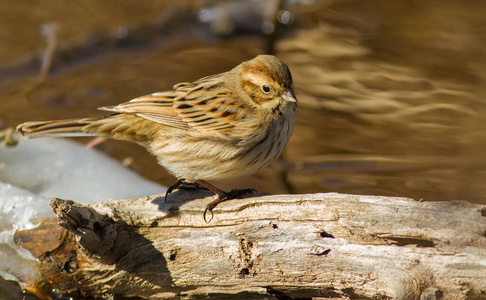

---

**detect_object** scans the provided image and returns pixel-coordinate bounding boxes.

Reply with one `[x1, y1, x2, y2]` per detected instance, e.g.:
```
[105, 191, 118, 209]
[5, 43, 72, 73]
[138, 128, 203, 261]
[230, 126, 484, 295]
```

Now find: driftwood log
[14, 190, 486, 299]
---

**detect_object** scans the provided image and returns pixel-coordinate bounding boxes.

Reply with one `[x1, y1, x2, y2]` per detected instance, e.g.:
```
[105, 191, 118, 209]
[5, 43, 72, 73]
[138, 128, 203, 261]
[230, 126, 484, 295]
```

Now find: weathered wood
[14, 190, 486, 299]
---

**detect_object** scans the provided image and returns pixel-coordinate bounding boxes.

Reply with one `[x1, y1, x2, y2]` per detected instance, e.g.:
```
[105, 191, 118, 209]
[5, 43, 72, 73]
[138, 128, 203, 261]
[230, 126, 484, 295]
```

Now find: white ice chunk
[0, 138, 165, 204]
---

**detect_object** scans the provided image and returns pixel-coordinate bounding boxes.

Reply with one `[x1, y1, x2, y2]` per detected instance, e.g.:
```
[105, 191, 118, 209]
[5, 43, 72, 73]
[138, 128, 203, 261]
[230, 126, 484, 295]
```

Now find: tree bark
[14, 190, 486, 299]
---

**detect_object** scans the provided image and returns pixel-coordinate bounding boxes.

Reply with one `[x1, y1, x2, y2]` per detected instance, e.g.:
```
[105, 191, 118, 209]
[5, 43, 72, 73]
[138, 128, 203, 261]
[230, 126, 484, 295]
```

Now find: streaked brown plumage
[17, 55, 297, 220]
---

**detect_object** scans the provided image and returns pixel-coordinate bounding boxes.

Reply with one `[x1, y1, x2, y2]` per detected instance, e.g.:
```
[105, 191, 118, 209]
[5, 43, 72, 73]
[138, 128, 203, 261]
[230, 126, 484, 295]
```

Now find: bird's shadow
[152, 185, 214, 213]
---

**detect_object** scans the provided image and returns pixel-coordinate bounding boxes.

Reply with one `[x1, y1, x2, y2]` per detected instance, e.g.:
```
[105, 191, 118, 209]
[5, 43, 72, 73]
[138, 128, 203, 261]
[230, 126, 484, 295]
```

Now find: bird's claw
[203, 205, 215, 223]
[164, 179, 185, 203]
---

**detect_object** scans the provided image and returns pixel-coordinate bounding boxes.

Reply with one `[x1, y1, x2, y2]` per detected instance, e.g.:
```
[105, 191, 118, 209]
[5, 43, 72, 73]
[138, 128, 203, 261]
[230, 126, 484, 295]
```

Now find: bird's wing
[99, 91, 190, 130]
[172, 77, 249, 132]
[99, 75, 250, 133]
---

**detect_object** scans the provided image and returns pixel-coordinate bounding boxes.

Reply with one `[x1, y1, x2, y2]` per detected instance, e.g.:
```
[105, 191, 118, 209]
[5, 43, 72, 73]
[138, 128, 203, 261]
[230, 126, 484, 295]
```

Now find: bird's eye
[261, 85, 271, 94]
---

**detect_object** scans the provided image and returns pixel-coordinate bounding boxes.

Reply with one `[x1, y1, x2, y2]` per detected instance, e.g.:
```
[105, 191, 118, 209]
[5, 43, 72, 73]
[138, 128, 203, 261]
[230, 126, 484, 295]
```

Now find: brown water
[1, 0, 486, 205]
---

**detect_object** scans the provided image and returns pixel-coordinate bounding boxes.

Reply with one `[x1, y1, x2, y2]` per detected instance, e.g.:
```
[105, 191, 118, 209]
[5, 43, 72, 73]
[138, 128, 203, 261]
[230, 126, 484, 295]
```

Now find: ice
[0, 138, 165, 203]
[0, 137, 166, 284]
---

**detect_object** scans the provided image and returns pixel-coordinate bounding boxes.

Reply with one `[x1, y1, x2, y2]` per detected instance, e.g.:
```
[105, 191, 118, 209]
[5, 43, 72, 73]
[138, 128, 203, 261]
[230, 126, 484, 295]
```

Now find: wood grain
[15, 191, 486, 299]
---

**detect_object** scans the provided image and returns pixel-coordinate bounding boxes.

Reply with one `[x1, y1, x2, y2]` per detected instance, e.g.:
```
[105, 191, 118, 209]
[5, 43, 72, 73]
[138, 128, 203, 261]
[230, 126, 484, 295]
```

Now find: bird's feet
[164, 179, 257, 223]
[195, 180, 257, 222]
[164, 179, 214, 202]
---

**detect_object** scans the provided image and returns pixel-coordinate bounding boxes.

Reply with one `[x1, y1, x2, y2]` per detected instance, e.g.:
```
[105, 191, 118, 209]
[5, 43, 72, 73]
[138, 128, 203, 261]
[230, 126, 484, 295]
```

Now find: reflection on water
[278, 0, 486, 203]
[1, 0, 486, 205]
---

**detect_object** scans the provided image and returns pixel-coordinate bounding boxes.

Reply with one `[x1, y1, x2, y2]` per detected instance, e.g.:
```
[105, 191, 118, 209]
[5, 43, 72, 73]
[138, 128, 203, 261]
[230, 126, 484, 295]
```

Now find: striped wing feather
[99, 92, 189, 129]
[99, 74, 249, 133]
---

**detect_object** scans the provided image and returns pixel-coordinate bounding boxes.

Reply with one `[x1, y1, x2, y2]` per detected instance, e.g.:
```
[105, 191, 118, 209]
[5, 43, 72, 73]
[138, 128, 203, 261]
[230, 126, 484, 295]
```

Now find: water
[0, 0, 484, 204]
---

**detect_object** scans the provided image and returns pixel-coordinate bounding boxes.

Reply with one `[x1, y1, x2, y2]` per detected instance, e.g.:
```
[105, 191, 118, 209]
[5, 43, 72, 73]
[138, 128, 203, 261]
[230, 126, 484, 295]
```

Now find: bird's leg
[195, 180, 257, 222]
[164, 179, 186, 202]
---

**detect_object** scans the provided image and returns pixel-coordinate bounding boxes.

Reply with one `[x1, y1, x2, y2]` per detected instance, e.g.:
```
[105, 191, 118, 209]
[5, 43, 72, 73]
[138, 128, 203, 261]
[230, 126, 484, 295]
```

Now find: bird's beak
[282, 88, 297, 103]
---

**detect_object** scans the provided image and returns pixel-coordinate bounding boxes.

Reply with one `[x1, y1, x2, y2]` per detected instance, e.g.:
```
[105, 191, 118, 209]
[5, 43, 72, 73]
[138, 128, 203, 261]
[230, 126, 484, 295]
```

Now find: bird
[17, 54, 298, 221]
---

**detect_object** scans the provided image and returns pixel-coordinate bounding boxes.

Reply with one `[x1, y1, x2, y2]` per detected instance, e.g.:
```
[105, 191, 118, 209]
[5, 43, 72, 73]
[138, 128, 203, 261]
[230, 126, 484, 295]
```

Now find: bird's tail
[16, 118, 98, 138]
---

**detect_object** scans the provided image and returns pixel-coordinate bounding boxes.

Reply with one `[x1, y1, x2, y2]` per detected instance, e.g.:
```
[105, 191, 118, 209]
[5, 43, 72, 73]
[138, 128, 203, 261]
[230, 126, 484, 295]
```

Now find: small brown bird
[17, 55, 297, 221]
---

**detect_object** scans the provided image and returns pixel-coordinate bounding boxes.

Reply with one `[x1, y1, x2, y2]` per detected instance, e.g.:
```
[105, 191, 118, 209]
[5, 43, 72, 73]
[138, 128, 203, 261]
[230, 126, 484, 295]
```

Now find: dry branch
[14, 190, 486, 299]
